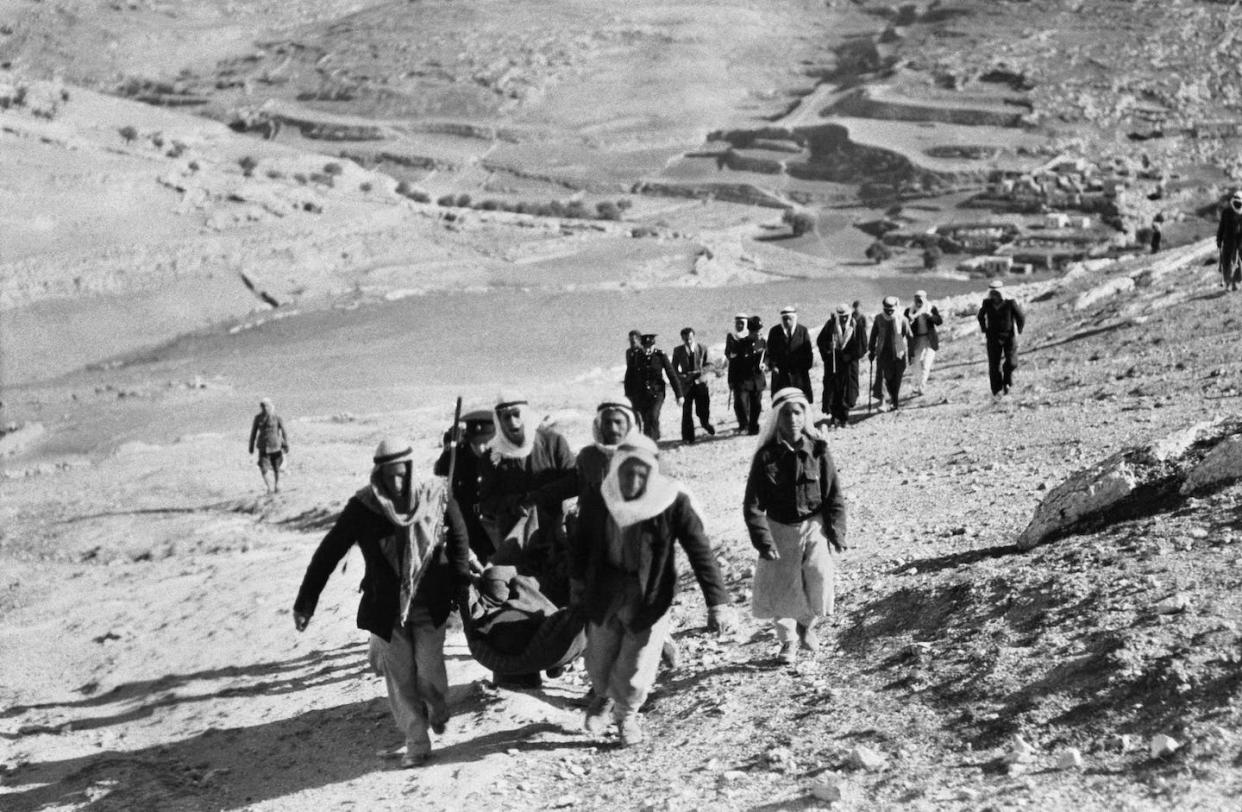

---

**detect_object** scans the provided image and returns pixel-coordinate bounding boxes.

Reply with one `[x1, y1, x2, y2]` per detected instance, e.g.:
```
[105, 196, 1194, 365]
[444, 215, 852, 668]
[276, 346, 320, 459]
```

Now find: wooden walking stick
[867, 356, 874, 416]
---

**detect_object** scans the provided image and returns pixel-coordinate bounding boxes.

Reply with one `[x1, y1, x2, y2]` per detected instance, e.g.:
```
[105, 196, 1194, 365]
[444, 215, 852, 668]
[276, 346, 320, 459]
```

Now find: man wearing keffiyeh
[292, 438, 472, 768]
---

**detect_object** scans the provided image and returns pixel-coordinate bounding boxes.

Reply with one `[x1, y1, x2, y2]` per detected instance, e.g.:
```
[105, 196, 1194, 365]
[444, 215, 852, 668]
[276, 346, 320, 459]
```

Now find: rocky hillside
[4, 238, 1242, 809]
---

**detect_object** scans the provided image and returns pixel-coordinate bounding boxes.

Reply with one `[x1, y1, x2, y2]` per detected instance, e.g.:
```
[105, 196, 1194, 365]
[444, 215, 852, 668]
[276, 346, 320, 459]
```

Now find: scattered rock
[809, 774, 848, 803]
[1181, 435, 1242, 495]
[1004, 734, 1037, 764]
[848, 745, 888, 772]
[1155, 594, 1190, 614]
[1150, 734, 1180, 758]
[1057, 748, 1084, 769]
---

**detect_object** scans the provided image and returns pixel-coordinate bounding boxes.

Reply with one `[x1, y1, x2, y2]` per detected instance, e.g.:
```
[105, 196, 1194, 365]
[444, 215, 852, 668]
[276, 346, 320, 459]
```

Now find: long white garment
[910, 337, 936, 392]
[367, 608, 449, 756]
[751, 514, 835, 621]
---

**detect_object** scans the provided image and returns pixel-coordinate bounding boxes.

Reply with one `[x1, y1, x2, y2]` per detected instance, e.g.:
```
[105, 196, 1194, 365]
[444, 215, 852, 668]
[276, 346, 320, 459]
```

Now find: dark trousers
[733, 387, 762, 434]
[637, 393, 665, 441]
[872, 358, 906, 407]
[771, 369, 813, 403]
[681, 382, 711, 442]
[823, 364, 858, 425]
[985, 334, 1019, 394]
[1222, 248, 1241, 289]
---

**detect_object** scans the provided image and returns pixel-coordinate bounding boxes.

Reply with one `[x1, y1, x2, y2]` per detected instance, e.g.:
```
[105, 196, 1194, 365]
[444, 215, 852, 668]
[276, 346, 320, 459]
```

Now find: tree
[455, 193, 472, 208]
[922, 245, 942, 270]
[783, 208, 816, 237]
[238, 156, 258, 177]
[596, 201, 621, 220]
[865, 241, 893, 264]
[118, 125, 138, 144]
[323, 162, 344, 176]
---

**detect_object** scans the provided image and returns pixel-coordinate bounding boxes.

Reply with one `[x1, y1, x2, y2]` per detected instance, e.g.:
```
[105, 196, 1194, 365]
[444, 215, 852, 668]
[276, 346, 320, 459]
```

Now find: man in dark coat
[729, 315, 767, 435]
[478, 392, 577, 606]
[433, 408, 496, 565]
[672, 327, 715, 444]
[724, 313, 750, 433]
[976, 279, 1026, 396]
[817, 304, 866, 428]
[248, 397, 289, 493]
[868, 296, 912, 412]
[293, 438, 472, 768]
[623, 330, 644, 411]
[766, 306, 814, 402]
[1218, 191, 1242, 291]
[631, 334, 682, 442]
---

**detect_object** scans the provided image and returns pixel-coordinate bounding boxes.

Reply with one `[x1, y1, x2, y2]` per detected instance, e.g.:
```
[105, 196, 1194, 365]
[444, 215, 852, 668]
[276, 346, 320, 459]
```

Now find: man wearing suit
[672, 327, 716, 444]
[633, 333, 682, 442]
[868, 296, 913, 412]
[766, 306, 814, 402]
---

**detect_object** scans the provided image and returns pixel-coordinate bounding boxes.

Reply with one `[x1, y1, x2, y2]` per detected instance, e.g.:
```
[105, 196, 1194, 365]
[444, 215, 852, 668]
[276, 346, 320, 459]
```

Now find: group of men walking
[282, 277, 1030, 766]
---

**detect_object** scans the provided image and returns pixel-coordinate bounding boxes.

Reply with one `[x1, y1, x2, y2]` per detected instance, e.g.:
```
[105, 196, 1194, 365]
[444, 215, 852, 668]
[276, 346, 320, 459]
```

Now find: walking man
[744, 388, 847, 665]
[868, 296, 912, 412]
[976, 280, 1026, 397]
[767, 306, 814, 401]
[903, 290, 943, 397]
[623, 330, 644, 408]
[631, 334, 682, 442]
[1218, 191, 1242, 291]
[248, 397, 289, 493]
[574, 434, 736, 744]
[672, 327, 715, 444]
[434, 408, 496, 565]
[293, 438, 472, 768]
[725, 313, 750, 432]
[817, 304, 865, 428]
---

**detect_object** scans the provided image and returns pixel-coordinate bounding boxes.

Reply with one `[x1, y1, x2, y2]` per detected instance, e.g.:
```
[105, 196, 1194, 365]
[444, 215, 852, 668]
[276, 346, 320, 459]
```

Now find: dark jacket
[293, 493, 472, 640]
[433, 444, 492, 561]
[767, 323, 814, 398]
[727, 333, 766, 391]
[478, 427, 577, 539]
[573, 488, 730, 632]
[672, 342, 710, 392]
[868, 311, 912, 364]
[1218, 205, 1242, 256]
[249, 412, 288, 454]
[816, 315, 866, 374]
[743, 433, 847, 555]
[633, 348, 682, 402]
[624, 346, 644, 403]
[903, 305, 943, 352]
[976, 298, 1026, 337]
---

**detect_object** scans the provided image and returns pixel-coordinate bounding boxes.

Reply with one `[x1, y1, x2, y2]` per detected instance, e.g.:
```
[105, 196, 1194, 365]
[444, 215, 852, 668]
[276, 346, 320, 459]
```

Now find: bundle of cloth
[460, 564, 587, 675]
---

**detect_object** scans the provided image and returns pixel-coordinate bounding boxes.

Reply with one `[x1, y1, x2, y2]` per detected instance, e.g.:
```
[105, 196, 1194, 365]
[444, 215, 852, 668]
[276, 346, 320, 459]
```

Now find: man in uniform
[903, 290, 943, 397]
[433, 408, 496, 565]
[766, 306, 814, 401]
[976, 280, 1026, 397]
[868, 296, 912, 412]
[631, 334, 682, 442]
[817, 304, 866, 428]
[672, 327, 716, 444]
[623, 330, 644, 410]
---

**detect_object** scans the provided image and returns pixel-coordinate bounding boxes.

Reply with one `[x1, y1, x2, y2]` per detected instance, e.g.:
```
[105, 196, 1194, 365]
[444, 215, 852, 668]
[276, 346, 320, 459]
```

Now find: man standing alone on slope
[976, 279, 1026, 398]
[249, 397, 289, 493]
[1218, 191, 1242, 291]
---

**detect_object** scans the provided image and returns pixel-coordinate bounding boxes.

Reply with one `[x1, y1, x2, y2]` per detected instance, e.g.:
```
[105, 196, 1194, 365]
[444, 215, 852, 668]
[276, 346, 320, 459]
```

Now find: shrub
[188, 160, 200, 172]
[616, 198, 633, 211]
[783, 208, 816, 237]
[479, 199, 500, 211]
[455, 193, 472, 208]
[865, 241, 893, 264]
[238, 156, 258, 177]
[118, 125, 138, 144]
[293, 173, 308, 185]
[395, 180, 411, 196]
[922, 245, 942, 270]
[309, 172, 334, 187]
[359, 182, 373, 193]
[409, 190, 431, 204]
[265, 169, 285, 180]
[323, 162, 344, 176]
[437, 194, 455, 207]
[596, 201, 621, 220]
[166, 142, 187, 159]
[564, 201, 589, 219]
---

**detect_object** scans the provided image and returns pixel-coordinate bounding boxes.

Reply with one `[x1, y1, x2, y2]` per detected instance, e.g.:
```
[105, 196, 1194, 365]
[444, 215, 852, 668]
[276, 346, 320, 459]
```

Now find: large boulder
[1181, 435, 1242, 495]
[1017, 451, 1141, 550]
